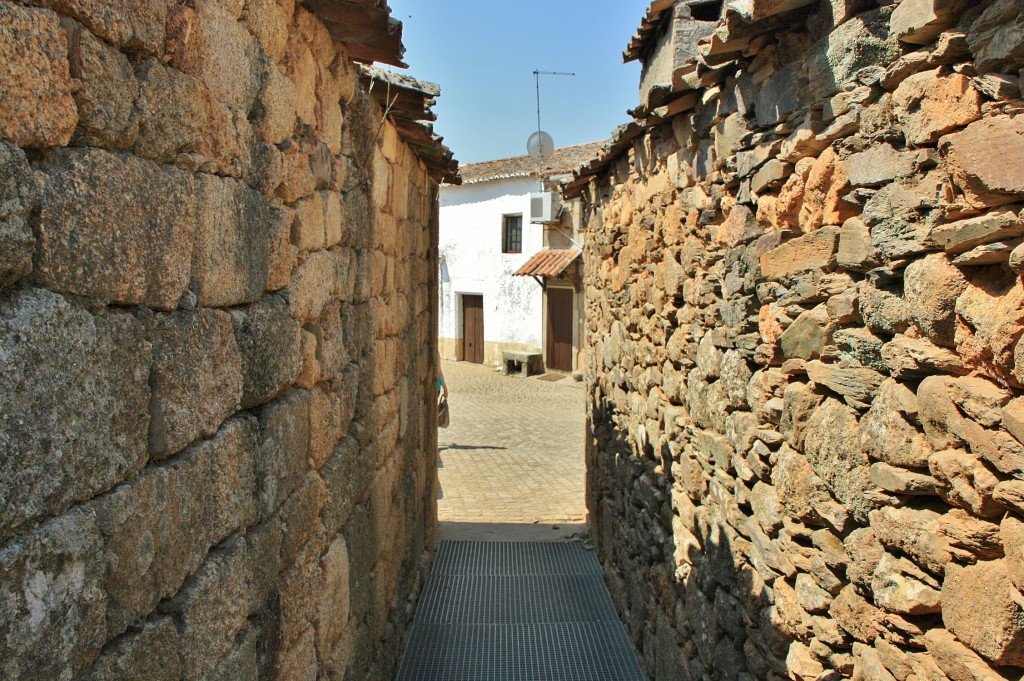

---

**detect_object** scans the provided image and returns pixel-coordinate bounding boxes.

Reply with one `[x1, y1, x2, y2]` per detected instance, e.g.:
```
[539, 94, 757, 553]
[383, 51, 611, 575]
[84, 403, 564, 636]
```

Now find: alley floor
[436, 360, 587, 527]
[396, 361, 646, 680]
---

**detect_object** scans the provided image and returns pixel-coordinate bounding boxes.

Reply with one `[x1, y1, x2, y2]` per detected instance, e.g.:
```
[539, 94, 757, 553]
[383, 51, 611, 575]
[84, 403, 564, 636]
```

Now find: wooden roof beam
[304, 0, 407, 67]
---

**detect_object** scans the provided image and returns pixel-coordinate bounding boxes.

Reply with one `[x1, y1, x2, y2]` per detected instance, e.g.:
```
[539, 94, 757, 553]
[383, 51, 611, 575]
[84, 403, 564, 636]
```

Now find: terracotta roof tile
[457, 141, 606, 185]
[513, 248, 582, 278]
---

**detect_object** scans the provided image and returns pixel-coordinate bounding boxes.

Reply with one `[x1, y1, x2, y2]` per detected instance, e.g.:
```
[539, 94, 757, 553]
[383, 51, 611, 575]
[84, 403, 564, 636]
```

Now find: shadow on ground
[438, 444, 508, 453]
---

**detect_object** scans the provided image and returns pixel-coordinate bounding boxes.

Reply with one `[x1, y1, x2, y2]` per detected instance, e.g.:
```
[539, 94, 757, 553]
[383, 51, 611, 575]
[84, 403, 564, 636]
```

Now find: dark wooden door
[462, 295, 484, 364]
[546, 288, 573, 372]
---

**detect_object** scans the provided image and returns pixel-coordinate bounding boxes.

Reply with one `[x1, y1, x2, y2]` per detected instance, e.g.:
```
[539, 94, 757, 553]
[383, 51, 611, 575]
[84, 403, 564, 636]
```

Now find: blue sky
[385, 0, 649, 164]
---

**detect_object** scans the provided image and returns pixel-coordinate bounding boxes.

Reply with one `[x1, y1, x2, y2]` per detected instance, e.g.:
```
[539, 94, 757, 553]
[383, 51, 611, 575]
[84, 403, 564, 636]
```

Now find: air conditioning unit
[529, 191, 560, 224]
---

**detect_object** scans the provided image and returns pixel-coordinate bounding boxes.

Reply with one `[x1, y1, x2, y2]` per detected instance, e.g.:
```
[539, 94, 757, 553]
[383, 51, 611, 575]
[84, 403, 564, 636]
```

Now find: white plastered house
[438, 142, 603, 373]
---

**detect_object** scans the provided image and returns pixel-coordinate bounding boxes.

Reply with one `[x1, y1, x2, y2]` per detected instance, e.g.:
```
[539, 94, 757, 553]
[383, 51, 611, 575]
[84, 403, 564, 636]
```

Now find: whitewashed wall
[438, 177, 544, 364]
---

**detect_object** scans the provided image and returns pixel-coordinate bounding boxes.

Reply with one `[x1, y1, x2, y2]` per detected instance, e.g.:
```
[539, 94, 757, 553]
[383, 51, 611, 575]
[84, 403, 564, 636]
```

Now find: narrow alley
[6, 0, 1024, 679]
[394, 362, 646, 680]
[436, 360, 586, 529]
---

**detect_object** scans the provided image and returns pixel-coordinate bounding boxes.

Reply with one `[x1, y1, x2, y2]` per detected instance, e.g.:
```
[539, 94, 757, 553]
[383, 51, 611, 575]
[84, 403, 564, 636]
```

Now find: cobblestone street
[437, 360, 586, 525]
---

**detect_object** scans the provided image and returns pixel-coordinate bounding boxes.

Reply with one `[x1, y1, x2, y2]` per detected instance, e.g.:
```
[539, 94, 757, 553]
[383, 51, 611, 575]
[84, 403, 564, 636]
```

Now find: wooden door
[546, 288, 573, 372]
[462, 295, 484, 364]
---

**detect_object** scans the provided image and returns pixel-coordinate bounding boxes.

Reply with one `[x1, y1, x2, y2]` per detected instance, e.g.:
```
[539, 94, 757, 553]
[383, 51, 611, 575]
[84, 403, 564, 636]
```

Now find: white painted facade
[438, 176, 545, 366]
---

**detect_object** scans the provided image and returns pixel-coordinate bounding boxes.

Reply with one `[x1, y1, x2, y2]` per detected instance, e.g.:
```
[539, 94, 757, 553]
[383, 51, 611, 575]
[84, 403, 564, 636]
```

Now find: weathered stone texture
[0, 288, 151, 541]
[941, 116, 1024, 209]
[843, 143, 917, 188]
[0, 142, 38, 288]
[173, 0, 262, 113]
[255, 63, 298, 144]
[0, 509, 107, 681]
[0, 2, 77, 147]
[149, 310, 243, 458]
[890, 0, 970, 45]
[192, 174, 274, 307]
[81, 616, 182, 681]
[133, 59, 245, 176]
[761, 228, 839, 278]
[806, 10, 901, 100]
[98, 417, 260, 636]
[965, 0, 1024, 72]
[244, 0, 291, 61]
[234, 294, 303, 409]
[34, 149, 198, 310]
[903, 253, 968, 347]
[892, 70, 980, 147]
[24, 0, 169, 54]
[943, 561, 1024, 666]
[933, 209, 1024, 255]
[69, 26, 141, 149]
[580, 2, 1024, 680]
[0, 3, 443, 680]
[955, 268, 1024, 387]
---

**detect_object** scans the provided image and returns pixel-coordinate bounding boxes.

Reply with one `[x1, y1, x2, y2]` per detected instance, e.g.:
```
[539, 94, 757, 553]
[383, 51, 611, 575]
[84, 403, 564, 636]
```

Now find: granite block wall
[0, 1, 441, 679]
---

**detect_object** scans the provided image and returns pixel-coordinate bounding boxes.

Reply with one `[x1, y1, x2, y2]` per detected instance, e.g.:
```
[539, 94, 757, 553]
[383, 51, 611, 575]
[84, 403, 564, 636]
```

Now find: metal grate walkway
[395, 541, 647, 681]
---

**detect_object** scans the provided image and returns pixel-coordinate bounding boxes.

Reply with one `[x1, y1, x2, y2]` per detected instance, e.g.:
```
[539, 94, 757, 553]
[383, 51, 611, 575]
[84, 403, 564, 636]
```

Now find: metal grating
[431, 541, 603, 577]
[415, 575, 619, 624]
[395, 542, 647, 681]
[396, 623, 646, 681]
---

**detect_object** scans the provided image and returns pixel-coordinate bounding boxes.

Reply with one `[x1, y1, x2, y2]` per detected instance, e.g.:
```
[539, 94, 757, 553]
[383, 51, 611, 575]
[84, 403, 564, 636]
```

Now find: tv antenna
[529, 69, 575, 186]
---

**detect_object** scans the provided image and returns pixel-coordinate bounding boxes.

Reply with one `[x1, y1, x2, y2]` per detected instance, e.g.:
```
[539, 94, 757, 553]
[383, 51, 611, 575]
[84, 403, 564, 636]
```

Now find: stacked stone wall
[0, 1, 440, 679]
[580, 1, 1024, 678]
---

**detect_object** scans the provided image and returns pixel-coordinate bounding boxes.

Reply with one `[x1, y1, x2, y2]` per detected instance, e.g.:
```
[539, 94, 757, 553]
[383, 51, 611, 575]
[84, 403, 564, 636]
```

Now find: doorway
[546, 287, 573, 372]
[462, 294, 484, 364]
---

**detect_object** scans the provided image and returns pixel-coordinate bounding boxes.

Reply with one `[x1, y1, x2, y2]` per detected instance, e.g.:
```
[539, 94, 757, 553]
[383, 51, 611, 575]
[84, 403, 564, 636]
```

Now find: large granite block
[34, 149, 198, 309]
[0, 288, 151, 541]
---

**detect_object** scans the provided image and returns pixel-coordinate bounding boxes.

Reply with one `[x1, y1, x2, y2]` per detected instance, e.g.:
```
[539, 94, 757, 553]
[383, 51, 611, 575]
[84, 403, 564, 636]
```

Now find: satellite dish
[527, 131, 555, 163]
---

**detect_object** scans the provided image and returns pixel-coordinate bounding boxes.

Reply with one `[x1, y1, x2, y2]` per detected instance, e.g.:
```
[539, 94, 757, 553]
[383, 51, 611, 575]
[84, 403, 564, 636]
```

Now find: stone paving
[437, 360, 587, 524]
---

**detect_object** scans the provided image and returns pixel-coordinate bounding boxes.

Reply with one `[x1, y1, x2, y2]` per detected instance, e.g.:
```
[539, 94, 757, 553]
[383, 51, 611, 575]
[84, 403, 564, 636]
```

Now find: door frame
[460, 293, 484, 364]
[544, 284, 575, 372]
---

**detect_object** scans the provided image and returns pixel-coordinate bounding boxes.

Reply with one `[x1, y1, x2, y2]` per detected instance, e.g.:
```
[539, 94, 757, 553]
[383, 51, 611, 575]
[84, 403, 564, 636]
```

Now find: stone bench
[502, 350, 544, 377]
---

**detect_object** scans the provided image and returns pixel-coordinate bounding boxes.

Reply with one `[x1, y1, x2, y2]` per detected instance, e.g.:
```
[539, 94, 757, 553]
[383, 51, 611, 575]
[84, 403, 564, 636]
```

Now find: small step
[395, 541, 646, 681]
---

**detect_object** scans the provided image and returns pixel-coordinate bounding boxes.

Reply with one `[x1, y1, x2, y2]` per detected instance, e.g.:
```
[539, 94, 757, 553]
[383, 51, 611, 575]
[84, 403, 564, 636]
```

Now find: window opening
[502, 214, 523, 253]
[689, 0, 723, 21]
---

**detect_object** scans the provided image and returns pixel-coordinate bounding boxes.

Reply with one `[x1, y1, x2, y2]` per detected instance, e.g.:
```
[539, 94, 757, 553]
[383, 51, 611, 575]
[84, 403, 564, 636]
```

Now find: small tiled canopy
[513, 248, 582, 278]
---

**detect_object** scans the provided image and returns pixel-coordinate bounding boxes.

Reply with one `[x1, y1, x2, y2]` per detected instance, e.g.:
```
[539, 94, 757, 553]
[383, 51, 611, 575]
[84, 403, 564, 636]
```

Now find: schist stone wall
[0, 1, 445, 679]
[573, 0, 1024, 679]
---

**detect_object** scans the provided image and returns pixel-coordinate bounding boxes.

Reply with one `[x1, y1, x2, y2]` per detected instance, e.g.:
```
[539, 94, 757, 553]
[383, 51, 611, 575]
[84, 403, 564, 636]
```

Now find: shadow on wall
[587, 409, 792, 681]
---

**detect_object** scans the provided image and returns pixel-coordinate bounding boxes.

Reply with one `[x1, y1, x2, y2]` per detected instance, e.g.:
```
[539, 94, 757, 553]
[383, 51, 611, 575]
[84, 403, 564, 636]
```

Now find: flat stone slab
[502, 350, 544, 377]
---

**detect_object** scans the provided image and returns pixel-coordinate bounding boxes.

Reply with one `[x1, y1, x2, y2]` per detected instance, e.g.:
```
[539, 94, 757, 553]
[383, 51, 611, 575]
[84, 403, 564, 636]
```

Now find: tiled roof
[513, 248, 582, 278]
[457, 141, 606, 185]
